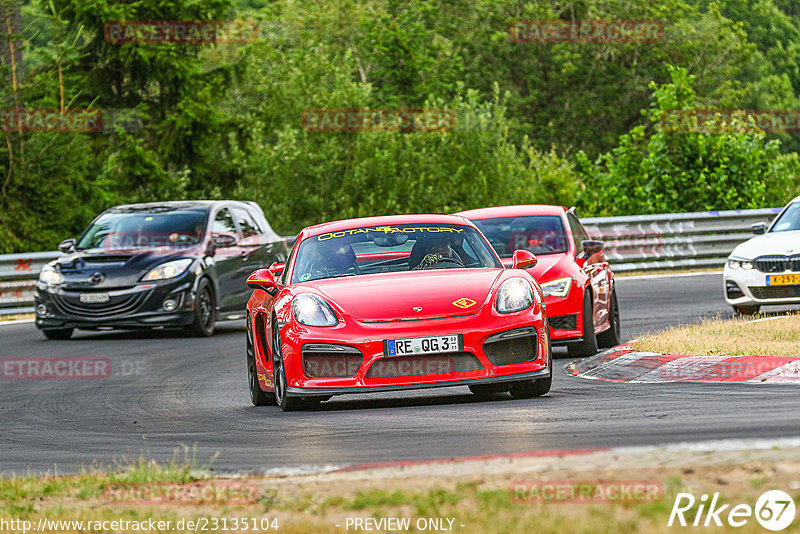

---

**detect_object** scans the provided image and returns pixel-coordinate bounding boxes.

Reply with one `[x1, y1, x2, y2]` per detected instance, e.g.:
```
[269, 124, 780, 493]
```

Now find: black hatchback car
[34, 201, 290, 339]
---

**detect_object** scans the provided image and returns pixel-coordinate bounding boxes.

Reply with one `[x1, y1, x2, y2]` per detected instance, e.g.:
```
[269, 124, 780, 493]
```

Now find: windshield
[771, 202, 800, 233]
[76, 210, 209, 250]
[291, 224, 502, 283]
[471, 216, 569, 257]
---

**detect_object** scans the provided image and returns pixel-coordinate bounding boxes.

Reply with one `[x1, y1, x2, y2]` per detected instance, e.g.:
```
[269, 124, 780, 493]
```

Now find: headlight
[727, 257, 754, 270]
[141, 259, 193, 281]
[540, 277, 572, 298]
[39, 264, 64, 286]
[496, 278, 534, 313]
[292, 294, 338, 326]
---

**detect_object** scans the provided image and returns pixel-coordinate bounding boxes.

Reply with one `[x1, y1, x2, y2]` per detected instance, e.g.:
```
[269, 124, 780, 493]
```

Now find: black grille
[753, 255, 800, 273]
[549, 314, 577, 330]
[52, 291, 147, 318]
[726, 280, 744, 299]
[750, 286, 800, 299]
[483, 329, 538, 365]
[365, 352, 482, 379]
[80, 255, 133, 264]
[302, 344, 363, 378]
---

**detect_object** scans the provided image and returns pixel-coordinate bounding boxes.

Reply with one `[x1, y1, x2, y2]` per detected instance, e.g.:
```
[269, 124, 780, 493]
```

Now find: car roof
[791, 195, 800, 204]
[455, 205, 568, 219]
[106, 200, 259, 214]
[303, 214, 473, 237]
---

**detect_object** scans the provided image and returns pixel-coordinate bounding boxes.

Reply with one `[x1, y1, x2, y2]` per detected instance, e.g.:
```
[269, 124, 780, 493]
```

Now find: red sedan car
[245, 214, 551, 411]
[457, 205, 620, 357]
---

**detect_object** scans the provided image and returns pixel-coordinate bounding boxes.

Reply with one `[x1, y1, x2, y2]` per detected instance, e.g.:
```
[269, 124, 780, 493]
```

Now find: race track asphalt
[2, 272, 799, 475]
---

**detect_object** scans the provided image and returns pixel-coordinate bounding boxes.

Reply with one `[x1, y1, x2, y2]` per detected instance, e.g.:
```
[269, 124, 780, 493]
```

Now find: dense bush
[3, 0, 800, 250]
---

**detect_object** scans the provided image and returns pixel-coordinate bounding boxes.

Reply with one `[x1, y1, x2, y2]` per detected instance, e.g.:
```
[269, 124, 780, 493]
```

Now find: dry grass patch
[0, 313, 34, 322]
[631, 314, 800, 357]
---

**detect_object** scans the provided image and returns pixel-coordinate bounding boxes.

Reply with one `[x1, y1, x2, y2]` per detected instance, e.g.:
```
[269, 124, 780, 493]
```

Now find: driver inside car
[411, 235, 464, 270]
[304, 239, 359, 279]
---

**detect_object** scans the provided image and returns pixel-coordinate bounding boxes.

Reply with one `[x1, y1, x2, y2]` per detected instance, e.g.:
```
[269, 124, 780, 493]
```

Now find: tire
[273, 325, 305, 412]
[247, 317, 276, 406]
[567, 290, 598, 358]
[596, 288, 621, 348]
[42, 328, 73, 340]
[186, 278, 216, 337]
[733, 305, 760, 315]
[509, 334, 552, 399]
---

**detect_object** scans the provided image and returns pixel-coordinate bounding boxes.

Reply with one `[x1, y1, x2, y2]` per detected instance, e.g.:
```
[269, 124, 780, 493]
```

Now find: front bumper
[34, 275, 197, 330]
[723, 266, 800, 307]
[258, 304, 550, 397]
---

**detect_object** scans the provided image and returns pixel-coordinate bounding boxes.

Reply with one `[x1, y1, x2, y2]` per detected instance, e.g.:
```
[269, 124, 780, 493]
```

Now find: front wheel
[186, 278, 216, 337]
[567, 290, 598, 357]
[273, 326, 305, 412]
[247, 318, 276, 406]
[733, 304, 760, 315]
[596, 288, 621, 348]
[509, 338, 552, 399]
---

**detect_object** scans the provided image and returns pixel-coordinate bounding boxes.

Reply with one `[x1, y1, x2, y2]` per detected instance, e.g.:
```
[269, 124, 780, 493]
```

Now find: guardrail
[0, 208, 784, 316]
[582, 207, 782, 272]
[0, 252, 61, 315]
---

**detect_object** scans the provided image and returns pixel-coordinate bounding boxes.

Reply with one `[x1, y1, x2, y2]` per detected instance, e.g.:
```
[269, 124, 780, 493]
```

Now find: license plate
[79, 292, 110, 304]
[767, 274, 800, 286]
[384, 334, 462, 357]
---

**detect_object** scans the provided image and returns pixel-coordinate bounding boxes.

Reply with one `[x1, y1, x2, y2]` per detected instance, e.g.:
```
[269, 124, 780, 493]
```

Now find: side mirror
[58, 238, 76, 253]
[269, 262, 286, 276]
[511, 249, 538, 269]
[213, 233, 238, 249]
[247, 269, 278, 295]
[581, 240, 604, 258]
[751, 222, 767, 235]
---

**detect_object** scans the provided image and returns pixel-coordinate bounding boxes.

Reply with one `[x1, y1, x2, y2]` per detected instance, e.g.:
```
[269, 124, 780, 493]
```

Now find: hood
[500, 253, 572, 283]
[307, 269, 503, 321]
[53, 247, 199, 289]
[730, 230, 800, 260]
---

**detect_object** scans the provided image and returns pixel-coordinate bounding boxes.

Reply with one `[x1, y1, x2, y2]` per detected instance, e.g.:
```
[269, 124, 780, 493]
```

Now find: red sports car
[457, 205, 620, 357]
[245, 214, 551, 411]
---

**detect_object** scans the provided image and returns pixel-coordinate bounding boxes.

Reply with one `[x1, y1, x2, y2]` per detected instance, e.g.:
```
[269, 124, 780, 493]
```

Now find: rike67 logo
[669, 490, 796, 531]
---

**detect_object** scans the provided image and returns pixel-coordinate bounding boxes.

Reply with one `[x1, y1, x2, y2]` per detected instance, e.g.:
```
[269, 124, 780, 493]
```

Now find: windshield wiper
[325, 272, 358, 279]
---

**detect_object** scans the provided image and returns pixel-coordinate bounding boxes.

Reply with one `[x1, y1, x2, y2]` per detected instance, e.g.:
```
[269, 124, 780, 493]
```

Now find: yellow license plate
[767, 274, 800, 286]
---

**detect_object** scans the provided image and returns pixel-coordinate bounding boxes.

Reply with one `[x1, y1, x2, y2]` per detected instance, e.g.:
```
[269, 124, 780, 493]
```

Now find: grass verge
[631, 314, 800, 357]
[2, 446, 800, 533]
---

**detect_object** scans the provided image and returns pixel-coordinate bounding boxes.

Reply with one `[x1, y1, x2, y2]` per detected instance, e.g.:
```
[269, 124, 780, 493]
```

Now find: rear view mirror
[581, 240, 604, 258]
[58, 239, 76, 253]
[511, 249, 538, 269]
[247, 269, 278, 295]
[269, 262, 286, 276]
[751, 222, 767, 235]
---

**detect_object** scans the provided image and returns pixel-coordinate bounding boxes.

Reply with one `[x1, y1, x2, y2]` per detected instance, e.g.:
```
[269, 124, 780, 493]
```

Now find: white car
[724, 196, 800, 314]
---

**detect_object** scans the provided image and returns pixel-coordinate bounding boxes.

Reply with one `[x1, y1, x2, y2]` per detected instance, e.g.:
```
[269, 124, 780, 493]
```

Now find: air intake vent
[301, 344, 363, 378]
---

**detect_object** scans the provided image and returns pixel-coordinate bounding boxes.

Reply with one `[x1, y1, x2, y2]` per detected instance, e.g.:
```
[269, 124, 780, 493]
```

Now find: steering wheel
[419, 256, 465, 269]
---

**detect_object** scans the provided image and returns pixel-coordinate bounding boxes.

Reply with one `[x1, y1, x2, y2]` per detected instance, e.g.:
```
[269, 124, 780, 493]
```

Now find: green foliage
[3, 0, 800, 252]
[577, 65, 800, 215]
